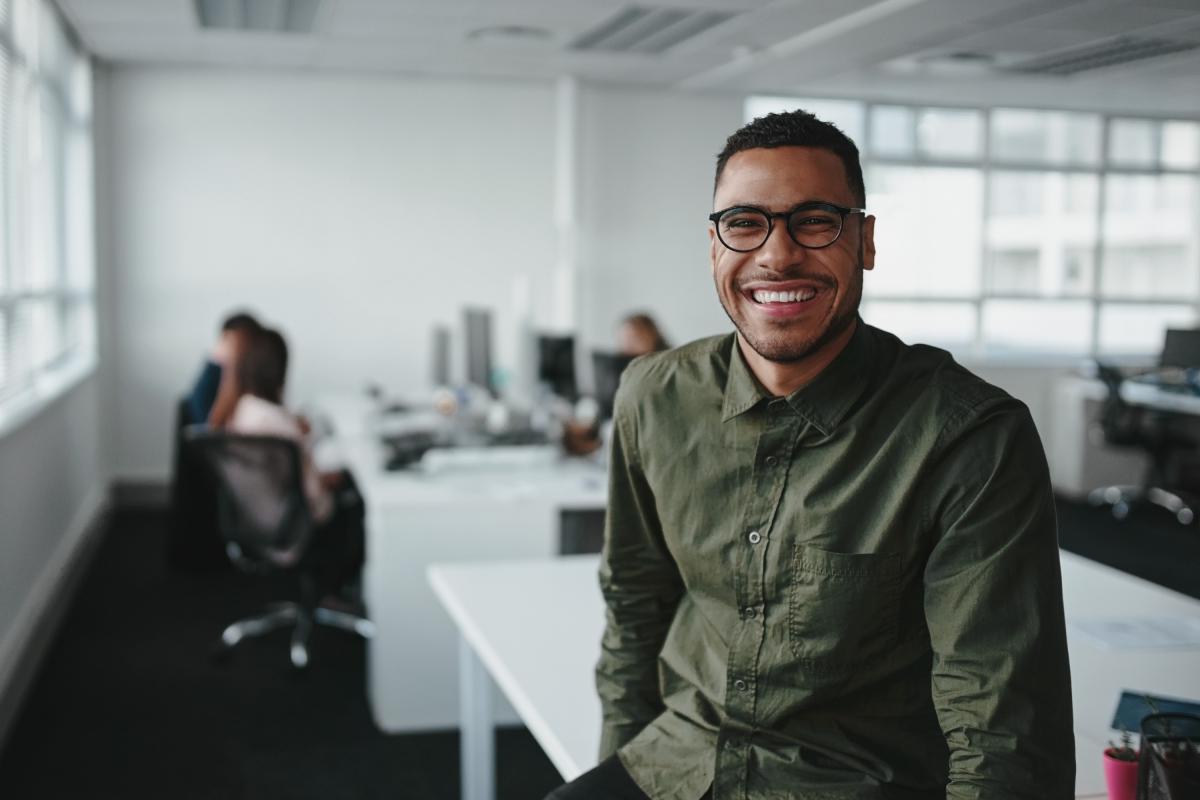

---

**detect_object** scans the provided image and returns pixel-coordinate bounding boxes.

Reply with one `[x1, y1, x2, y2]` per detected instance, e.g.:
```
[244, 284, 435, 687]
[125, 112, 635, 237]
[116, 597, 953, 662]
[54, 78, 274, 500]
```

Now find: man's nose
[755, 220, 807, 272]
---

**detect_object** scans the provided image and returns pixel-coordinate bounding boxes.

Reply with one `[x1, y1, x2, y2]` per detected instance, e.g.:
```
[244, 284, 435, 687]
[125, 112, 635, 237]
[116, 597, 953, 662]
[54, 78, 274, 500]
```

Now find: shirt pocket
[788, 544, 902, 673]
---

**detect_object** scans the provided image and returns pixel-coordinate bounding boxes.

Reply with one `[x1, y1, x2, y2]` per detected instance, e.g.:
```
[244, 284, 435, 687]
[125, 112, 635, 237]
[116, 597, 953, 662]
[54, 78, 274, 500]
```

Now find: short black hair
[236, 328, 289, 405]
[221, 311, 261, 334]
[714, 109, 865, 206]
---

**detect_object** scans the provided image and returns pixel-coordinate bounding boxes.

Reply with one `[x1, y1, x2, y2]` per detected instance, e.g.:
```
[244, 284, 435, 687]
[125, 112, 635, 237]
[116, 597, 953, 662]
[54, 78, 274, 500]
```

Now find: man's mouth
[750, 288, 817, 304]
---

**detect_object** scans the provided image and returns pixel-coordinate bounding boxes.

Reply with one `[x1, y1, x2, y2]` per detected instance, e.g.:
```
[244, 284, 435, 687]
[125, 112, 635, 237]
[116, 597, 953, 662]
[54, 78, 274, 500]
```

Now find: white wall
[0, 375, 108, 728]
[104, 67, 559, 479]
[104, 66, 1085, 482]
[0, 65, 111, 738]
[577, 85, 741, 352]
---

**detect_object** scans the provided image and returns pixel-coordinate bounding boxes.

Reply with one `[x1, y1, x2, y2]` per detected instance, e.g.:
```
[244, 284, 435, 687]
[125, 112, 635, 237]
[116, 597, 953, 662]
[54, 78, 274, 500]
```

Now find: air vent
[195, 0, 320, 34]
[1004, 36, 1198, 76]
[570, 6, 737, 55]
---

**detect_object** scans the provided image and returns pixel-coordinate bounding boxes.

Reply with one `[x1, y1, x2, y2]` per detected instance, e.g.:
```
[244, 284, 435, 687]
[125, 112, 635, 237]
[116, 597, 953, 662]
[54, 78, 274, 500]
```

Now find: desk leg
[459, 634, 494, 800]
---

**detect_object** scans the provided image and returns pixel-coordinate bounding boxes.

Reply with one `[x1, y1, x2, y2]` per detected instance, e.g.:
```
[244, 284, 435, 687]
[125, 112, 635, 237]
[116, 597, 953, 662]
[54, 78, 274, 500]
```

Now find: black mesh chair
[1088, 363, 1196, 525]
[167, 398, 226, 572]
[185, 429, 374, 669]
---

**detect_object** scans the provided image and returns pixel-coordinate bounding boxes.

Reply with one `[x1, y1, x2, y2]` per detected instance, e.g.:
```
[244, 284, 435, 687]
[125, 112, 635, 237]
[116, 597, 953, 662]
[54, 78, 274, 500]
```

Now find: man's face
[710, 146, 875, 364]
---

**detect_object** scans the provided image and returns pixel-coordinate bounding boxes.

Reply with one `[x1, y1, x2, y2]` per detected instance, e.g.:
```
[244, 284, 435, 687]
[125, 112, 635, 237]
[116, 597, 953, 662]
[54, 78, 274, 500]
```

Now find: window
[0, 0, 95, 432]
[745, 97, 1200, 359]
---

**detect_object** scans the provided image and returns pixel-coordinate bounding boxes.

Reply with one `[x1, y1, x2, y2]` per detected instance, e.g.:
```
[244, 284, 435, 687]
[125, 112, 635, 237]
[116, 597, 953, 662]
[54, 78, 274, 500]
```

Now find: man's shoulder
[873, 326, 1028, 429]
[615, 333, 731, 418]
[621, 334, 731, 390]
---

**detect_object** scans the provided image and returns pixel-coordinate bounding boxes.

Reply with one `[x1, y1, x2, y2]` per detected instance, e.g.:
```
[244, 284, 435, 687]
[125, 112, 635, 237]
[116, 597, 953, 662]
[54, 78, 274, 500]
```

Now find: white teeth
[752, 288, 817, 304]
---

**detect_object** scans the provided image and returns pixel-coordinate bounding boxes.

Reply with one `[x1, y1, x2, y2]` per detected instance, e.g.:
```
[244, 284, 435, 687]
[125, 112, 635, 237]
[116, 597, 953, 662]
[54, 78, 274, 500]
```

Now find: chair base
[219, 601, 376, 669]
[1088, 485, 1195, 525]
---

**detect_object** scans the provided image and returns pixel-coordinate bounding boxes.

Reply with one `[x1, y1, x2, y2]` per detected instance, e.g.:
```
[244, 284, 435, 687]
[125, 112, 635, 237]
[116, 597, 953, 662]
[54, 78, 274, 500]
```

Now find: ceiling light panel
[1005, 36, 1199, 75]
[195, 0, 320, 33]
[570, 5, 738, 55]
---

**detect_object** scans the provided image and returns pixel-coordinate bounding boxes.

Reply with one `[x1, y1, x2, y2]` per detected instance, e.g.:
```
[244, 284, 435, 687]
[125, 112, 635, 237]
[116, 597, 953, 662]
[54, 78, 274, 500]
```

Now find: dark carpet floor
[1, 496, 1196, 799]
[0, 508, 563, 800]
[1056, 495, 1200, 600]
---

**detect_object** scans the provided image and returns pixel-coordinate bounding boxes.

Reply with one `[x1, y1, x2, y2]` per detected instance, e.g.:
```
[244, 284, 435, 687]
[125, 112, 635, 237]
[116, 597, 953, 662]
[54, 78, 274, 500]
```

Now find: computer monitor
[431, 325, 451, 387]
[592, 351, 636, 420]
[464, 307, 494, 395]
[1160, 328, 1200, 369]
[537, 334, 578, 400]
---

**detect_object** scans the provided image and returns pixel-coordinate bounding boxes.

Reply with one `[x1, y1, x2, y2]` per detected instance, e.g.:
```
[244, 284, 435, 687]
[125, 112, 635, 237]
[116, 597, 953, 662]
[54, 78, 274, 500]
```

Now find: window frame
[0, 0, 96, 439]
[745, 96, 1200, 363]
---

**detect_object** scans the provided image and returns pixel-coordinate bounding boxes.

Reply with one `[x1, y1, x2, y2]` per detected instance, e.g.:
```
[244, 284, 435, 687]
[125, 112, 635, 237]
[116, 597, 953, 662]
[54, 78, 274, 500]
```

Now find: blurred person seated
[185, 311, 261, 426]
[227, 327, 365, 603]
[617, 311, 670, 357]
[169, 311, 260, 572]
[562, 312, 670, 456]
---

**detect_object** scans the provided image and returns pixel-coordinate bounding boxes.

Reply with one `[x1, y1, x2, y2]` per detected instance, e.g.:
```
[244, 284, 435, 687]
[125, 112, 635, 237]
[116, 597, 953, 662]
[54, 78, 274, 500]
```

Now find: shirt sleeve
[186, 360, 223, 425]
[922, 400, 1075, 799]
[595, 386, 685, 760]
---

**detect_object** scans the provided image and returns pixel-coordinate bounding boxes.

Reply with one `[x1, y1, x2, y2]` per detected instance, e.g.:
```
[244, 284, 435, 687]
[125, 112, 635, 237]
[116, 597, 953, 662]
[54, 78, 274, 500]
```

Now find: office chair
[1088, 363, 1197, 525]
[185, 430, 374, 669]
[166, 398, 226, 572]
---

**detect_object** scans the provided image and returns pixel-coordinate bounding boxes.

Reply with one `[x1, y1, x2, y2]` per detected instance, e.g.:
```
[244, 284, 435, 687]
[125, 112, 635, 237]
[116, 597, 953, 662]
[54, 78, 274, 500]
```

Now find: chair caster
[1177, 507, 1195, 525]
[290, 642, 309, 670]
[1112, 501, 1130, 520]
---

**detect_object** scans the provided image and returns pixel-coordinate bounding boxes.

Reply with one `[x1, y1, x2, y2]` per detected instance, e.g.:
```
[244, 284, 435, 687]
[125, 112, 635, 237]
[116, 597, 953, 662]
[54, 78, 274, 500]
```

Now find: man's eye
[724, 216, 766, 229]
[794, 216, 837, 229]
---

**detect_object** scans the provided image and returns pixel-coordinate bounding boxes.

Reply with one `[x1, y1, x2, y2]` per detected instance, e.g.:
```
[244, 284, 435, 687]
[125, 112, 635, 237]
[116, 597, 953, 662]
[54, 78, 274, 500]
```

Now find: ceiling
[55, 0, 1200, 115]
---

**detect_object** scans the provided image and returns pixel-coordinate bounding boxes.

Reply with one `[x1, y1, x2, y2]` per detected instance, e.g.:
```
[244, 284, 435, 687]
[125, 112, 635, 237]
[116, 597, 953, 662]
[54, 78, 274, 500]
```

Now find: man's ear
[709, 225, 718, 273]
[862, 215, 876, 271]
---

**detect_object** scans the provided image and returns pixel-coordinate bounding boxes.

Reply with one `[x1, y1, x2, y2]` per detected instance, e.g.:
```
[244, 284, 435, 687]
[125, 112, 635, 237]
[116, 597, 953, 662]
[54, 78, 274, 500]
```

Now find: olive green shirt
[595, 321, 1074, 800]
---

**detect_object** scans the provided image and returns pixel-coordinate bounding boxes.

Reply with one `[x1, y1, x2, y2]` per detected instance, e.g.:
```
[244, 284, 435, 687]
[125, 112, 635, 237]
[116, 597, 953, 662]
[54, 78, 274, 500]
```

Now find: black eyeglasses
[708, 202, 866, 252]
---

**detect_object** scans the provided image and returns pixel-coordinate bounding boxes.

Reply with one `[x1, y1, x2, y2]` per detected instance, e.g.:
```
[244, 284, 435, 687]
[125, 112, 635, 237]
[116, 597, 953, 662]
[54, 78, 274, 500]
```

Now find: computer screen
[537, 334, 578, 400]
[592, 351, 636, 420]
[431, 325, 451, 387]
[1160, 328, 1200, 369]
[464, 308, 494, 395]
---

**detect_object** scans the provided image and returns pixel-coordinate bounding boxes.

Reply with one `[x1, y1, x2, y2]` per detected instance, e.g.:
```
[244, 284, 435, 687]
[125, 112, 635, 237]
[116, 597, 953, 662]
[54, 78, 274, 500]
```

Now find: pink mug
[1103, 750, 1139, 800]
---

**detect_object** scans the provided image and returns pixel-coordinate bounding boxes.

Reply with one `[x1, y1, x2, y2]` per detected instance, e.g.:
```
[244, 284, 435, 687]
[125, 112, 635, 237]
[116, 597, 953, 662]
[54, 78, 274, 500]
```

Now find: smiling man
[545, 110, 1075, 800]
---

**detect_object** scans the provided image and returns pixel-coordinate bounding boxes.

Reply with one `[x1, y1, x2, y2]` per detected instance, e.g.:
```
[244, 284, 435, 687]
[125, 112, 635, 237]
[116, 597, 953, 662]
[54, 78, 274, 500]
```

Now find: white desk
[1121, 377, 1200, 415]
[429, 552, 1200, 800]
[320, 395, 607, 732]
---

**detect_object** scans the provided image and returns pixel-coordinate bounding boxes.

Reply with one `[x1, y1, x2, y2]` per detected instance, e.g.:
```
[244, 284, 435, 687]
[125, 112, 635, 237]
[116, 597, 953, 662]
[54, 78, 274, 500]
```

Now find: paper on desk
[1070, 617, 1200, 650]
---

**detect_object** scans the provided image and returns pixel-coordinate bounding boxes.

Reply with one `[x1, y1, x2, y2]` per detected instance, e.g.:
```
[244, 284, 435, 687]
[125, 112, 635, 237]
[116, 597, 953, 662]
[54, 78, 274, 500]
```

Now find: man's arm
[923, 402, 1075, 799]
[186, 360, 222, 425]
[595, 398, 685, 759]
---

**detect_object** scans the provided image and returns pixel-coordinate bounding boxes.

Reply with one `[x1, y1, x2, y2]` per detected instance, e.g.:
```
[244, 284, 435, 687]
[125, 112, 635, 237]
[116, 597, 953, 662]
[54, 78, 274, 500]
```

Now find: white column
[552, 74, 580, 334]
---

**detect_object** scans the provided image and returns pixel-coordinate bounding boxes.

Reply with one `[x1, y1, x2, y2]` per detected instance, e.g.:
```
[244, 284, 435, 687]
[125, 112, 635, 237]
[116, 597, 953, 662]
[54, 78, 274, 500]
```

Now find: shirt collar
[721, 318, 877, 435]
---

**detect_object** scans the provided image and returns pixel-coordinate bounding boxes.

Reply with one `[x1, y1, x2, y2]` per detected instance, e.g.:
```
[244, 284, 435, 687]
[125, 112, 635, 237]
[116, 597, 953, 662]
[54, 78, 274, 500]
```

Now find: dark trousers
[305, 469, 366, 596]
[544, 757, 651, 800]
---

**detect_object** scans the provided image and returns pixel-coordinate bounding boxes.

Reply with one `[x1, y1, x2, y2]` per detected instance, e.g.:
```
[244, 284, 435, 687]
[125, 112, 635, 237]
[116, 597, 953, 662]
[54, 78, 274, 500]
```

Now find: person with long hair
[617, 312, 670, 356]
[227, 326, 364, 598]
[185, 310, 261, 426]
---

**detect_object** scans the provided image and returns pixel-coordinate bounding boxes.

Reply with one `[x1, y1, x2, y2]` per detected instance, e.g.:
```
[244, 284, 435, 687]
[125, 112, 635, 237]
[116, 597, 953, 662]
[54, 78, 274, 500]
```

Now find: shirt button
[748, 531, 762, 544]
[743, 606, 757, 619]
[734, 679, 748, 692]
[764, 455, 778, 467]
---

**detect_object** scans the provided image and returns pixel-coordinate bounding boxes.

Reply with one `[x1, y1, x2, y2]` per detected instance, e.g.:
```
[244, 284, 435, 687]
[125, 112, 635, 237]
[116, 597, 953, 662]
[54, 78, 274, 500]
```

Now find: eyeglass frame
[707, 201, 867, 253]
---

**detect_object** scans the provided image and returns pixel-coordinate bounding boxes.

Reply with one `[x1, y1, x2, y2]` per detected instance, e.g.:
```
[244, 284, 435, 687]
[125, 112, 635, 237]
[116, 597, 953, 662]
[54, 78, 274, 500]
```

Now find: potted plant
[1104, 727, 1139, 800]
